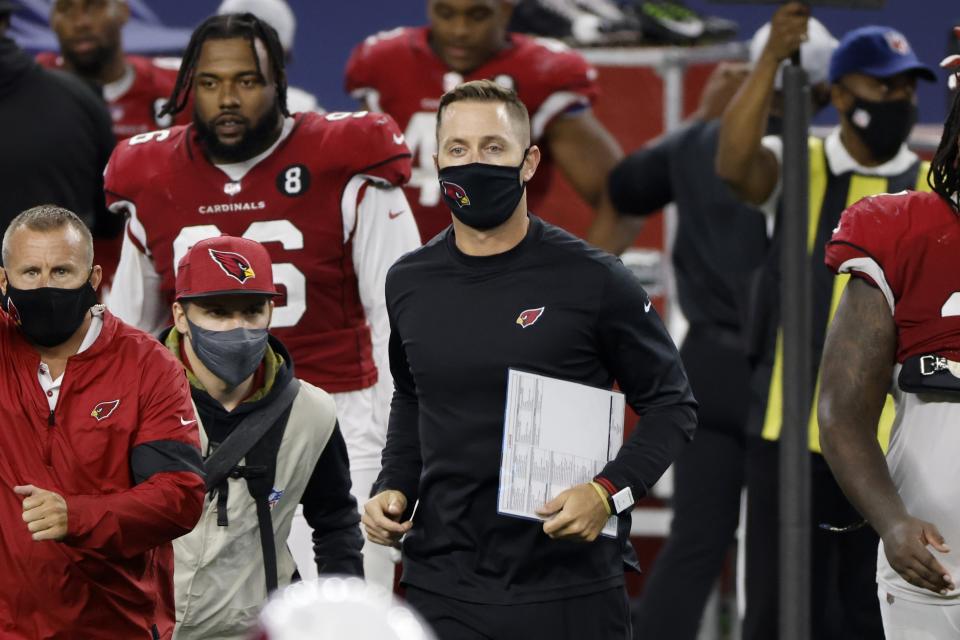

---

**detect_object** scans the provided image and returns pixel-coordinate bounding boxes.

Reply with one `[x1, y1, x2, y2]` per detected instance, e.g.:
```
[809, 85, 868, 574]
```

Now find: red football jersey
[826, 190, 960, 362]
[104, 111, 413, 393]
[345, 27, 599, 241]
[36, 53, 188, 140]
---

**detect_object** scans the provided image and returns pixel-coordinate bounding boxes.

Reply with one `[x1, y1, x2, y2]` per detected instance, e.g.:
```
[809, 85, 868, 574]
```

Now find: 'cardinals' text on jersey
[104, 111, 417, 395]
[826, 190, 960, 362]
[345, 27, 599, 241]
[37, 53, 188, 140]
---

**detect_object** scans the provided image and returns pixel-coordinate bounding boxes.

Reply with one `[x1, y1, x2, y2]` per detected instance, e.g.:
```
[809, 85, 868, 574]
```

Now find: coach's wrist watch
[593, 476, 635, 515]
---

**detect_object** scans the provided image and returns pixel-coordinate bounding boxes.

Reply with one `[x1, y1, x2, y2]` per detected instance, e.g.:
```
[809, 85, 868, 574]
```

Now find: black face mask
[3, 280, 98, 348]
[186, 318, 269, 388]
[846, 97, 917, 162]
[438, 151, 529, 231]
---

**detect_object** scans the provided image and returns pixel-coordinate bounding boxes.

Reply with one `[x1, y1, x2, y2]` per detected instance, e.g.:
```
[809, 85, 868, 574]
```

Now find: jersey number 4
[173, 221, 306, 328]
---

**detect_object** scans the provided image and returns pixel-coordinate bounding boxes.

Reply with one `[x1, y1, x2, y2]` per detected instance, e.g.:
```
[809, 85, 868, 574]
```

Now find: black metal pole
[779, 56, 812, 640]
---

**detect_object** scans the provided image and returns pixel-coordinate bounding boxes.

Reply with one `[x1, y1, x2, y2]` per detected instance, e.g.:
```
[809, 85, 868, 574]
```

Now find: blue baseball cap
[828, 26, 936, 84]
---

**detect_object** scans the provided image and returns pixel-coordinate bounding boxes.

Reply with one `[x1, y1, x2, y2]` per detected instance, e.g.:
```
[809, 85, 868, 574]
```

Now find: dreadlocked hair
[159, 12, 289, 119]
[929, 87, 960, 214]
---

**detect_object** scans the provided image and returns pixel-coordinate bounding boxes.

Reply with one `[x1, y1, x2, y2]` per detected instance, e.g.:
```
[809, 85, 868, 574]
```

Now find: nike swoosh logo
[644, 301, 652, 313]
[388, 210, 405, 219]
[179, 417, 197, 426]
[393, 133, 406, 145]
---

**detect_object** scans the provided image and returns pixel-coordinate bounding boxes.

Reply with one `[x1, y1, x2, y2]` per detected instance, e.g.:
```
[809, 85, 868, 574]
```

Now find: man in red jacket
[0, 205, 205, 639]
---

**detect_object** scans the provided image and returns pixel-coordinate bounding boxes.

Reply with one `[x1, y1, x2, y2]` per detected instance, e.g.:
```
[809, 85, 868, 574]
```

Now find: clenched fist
[15, 485, 68, 542]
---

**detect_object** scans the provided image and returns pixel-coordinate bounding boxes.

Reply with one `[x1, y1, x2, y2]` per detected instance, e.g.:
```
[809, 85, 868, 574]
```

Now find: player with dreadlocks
[103, 12, 421, 599]
[816, 41, 960, 637]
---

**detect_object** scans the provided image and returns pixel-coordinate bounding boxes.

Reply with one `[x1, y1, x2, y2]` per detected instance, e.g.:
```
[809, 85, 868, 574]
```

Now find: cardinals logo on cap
[884, 30, 910, 55]
[209, 249, 256, 284]
[5, 298, 21, 326]
[91, 400, 120, 422]
[516, 307, 545, 328]
[442, 181, 471, 208]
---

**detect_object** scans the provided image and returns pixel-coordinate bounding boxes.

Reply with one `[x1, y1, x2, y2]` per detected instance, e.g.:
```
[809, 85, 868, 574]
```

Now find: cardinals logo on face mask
[516, 307, 545, 328]
[91, 400, 121, 422]
[209, 249, 256, 284]
[5, 298, 21, 325]
[441, 181, 471, 208]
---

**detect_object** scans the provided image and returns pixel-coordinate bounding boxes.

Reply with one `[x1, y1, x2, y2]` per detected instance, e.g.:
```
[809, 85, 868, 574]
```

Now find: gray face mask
[186, 318, 269, 388]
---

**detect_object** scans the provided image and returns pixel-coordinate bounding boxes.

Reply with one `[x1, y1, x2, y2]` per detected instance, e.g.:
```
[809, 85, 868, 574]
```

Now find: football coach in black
[363, 79, 698, 640]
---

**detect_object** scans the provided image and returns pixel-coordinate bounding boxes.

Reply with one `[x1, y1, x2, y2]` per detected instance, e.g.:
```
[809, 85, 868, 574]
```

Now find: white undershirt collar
[102, 64, 135, 103]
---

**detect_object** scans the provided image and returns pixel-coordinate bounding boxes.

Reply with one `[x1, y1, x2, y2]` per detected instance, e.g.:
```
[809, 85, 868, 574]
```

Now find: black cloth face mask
[3, 279, 98, 348]
[438, 150, 529, 231]
[845, 96, 917, 163]
[186, 318, 269, 388]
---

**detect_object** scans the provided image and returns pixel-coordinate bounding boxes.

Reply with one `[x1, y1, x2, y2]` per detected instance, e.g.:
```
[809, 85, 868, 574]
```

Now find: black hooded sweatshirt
[0, 36, 116, 239]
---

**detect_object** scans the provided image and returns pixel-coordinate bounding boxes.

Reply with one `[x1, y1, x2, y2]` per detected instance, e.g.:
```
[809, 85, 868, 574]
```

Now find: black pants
[742, 438, 884, 640]
[405, 585, 632, 640]
[633, 324, 749, 640]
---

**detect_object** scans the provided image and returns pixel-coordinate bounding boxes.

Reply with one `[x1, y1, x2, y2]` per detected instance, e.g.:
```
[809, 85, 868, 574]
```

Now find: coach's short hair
[436, 79, 531, 146]
[2, 205, 94, 268]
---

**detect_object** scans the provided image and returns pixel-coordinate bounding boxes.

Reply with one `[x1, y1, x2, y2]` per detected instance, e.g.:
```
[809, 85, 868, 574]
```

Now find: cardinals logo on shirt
[91, 399, 121, 422]
[516, 307, 545, 328]
[209, 249, 256, 284]
[5, 298, 21, 325]
[442, 181, 471, 208]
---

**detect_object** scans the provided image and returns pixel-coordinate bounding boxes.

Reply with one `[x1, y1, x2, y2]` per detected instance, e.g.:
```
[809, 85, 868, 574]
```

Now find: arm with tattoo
[819, 277, 954, 594]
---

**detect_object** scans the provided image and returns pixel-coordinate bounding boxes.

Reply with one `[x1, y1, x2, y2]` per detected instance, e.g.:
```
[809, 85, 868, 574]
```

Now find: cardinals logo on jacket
[91, 400, 121, 422]
[441, 181, 471, 207]
[209, 249, 256, 284]
[516, 307, 545, 328]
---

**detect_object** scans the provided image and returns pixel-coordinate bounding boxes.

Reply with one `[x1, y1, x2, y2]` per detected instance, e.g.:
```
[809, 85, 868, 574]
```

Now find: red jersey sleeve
[535, 40, 600, 104]
[825, 192, 912, 313]
[64, 330, 204, 559]
[343, 27, 406, 99]
[104, 127, 179, 252]
[35, 51, 59, 68]
[520, 38, 599, 139]
[319, 111, 412, 187]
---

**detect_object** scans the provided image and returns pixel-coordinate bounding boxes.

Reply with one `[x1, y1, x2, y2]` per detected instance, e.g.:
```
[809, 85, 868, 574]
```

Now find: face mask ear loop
[518, 147, 531, 187]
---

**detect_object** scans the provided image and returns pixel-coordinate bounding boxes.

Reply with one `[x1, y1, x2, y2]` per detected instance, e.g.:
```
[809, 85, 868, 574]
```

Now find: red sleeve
[538, 44, 600, 105]
[104, 129, 176, 253]
[523, 40, 600, 138]
[35, 51, 59, 68]
[324, 111, 412, 187]
[825, 193, 911, 311]
[63, 342, 204, 559]
[343, 28, 404, 97]
[344, 38, 376, 96]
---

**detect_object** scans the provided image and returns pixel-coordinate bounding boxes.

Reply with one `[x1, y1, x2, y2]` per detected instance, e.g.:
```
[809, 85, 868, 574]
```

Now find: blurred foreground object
[256, 577, 437, 640]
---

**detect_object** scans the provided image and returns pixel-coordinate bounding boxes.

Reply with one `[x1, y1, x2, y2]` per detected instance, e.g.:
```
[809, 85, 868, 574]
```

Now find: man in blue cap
[716, 4, 938, 638]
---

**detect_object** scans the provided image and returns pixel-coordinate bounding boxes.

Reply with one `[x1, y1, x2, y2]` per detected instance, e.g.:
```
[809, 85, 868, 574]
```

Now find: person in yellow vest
[715, 3, 936, 638]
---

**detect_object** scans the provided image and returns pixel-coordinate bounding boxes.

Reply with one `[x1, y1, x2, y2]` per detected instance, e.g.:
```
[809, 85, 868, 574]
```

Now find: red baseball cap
[175, 235, 279, 300]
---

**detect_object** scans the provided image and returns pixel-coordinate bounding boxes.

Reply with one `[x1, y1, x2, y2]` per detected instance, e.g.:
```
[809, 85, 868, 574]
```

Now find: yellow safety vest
[761, 137, 930, 453]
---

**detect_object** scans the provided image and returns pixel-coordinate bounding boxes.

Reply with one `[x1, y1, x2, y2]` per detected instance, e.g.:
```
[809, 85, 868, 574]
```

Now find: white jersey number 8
[172, 220, 306, 328]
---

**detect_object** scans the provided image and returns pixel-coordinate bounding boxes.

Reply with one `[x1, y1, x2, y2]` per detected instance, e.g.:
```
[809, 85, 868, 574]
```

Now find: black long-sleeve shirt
[376, 215, 697, 604]
[0, 37, 116, 239]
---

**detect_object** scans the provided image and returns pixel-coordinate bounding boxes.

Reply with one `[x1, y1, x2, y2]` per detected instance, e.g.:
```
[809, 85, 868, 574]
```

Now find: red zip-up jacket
[0, 309, 205, 639]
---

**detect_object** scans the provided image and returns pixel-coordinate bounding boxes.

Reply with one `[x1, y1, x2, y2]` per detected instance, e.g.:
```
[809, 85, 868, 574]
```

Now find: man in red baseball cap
[163, 235, 363, 640]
